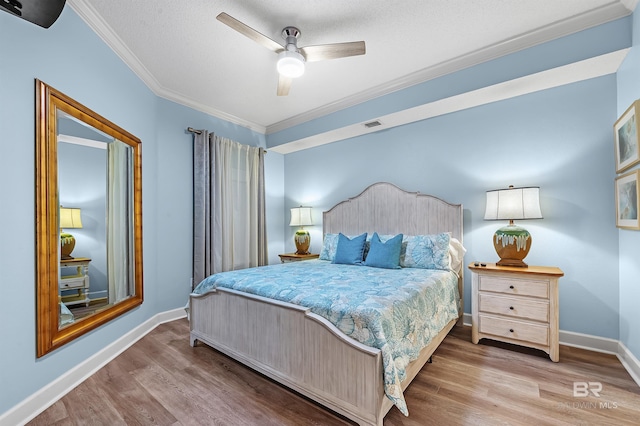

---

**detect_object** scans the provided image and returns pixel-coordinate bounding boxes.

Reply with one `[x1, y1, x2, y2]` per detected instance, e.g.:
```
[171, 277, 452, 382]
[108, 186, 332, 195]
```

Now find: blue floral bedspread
[192, 259, 460, 415]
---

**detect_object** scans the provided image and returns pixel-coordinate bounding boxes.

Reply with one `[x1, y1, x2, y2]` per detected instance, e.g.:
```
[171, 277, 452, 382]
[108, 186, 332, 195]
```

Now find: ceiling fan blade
[277, 75, 293, 96]
[216, 12, 283, 53]
[300, 41, 366, 62]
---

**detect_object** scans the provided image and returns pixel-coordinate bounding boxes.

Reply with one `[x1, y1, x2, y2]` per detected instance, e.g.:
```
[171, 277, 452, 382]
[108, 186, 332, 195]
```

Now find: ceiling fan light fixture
[277, 51, 305, 78]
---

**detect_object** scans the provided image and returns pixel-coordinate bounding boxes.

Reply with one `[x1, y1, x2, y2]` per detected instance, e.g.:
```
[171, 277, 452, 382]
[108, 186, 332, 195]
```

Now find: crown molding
[154, 85, 268, 133]
[67, 0, 266, 134]
[68, 0, 634, 137]
[270, 49, 629, 154]
[266, 0, 635, 135]
[67, 1, 160, 89]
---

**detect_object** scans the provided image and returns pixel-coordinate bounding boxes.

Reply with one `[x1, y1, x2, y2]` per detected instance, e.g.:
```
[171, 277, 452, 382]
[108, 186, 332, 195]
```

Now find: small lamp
[60, 207, 83, 259]
[484, 186, 542, 268]
[290, 206, 313, 254]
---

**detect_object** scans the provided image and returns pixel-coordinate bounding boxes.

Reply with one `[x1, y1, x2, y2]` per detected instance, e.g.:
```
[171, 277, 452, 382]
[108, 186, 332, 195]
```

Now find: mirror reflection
[36, 80, 143, 357]
[57, 117, 135, 328]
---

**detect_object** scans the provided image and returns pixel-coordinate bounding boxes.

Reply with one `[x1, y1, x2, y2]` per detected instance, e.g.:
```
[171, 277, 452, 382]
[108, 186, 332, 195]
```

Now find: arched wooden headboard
[323, 182, 463, 243]
[323, 182, 464, 319]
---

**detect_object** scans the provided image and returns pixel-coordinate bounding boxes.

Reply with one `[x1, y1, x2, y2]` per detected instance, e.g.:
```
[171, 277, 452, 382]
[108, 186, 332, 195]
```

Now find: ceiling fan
[216, 12, 366, 96]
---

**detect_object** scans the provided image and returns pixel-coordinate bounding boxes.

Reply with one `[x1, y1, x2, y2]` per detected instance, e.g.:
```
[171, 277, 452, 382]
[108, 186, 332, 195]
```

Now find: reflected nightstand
[60, 257, 91, 307]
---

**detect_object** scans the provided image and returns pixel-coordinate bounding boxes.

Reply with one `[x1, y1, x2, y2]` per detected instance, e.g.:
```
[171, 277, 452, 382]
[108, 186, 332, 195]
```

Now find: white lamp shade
[60, 207, 83, 228]
[290, 207, 313, 227]
[484, 187, 542, 220]
[277, 51, 305, 78]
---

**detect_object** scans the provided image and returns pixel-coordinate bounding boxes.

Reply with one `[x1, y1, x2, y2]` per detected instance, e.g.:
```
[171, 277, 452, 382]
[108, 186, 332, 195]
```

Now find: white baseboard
[617, 341, 640, 387]
[560, 330, 640, 387]
[463, 312, 472, 327]
[463, 314, 640, 388]
[559, 329, 620, 354]
[0, 308, 187, 426]
[3, 309, 638, 426]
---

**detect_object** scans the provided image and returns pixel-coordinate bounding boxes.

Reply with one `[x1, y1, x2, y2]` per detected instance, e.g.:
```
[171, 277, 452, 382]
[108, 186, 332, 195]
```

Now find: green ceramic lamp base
[493, 224, 531, 268]
[61, 232, 76, 259]
[294, 229, 310, 255]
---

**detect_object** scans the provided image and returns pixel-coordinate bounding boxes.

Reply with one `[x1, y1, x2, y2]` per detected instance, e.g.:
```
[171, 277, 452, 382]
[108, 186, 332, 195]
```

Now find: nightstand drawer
[59, 276, 86, 290]
[479, 293, 549, 322]
[479, 315, 549, 346]
[478, 276, 548, 298]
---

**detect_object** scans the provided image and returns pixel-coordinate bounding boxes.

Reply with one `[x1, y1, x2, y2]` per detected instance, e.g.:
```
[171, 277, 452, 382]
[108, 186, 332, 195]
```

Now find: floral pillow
[319, 233, 340, 261]
[400, 233, 451, 270]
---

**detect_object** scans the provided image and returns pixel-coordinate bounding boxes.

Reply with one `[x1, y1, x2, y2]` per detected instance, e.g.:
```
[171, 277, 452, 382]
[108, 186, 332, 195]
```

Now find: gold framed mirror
[36, 80, 143, 357]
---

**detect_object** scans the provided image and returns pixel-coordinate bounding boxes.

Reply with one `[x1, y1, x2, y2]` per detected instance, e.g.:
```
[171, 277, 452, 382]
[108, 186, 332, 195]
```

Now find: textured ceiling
[68, 0, 635, 133]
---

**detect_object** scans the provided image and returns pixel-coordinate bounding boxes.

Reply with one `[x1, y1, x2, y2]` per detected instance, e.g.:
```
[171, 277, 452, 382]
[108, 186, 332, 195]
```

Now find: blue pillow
[364, 232, 403, 269]
[332, 233, 367, 265]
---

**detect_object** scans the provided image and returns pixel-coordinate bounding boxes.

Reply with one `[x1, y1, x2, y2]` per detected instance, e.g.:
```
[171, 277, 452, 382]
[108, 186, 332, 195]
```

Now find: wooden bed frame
[189, 182, 463, 426]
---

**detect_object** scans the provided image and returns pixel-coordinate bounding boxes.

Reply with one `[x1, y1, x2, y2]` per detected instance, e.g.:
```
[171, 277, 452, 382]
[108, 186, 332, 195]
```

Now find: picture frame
[615, 170, 640, 230]
[614, 100, 640, 173]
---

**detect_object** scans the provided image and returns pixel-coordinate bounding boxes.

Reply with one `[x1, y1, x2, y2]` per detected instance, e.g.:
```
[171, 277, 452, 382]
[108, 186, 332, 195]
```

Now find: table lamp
[290, 206, 313, 254]
[60, 207, 83, 259]
[484, 186, 542, 267]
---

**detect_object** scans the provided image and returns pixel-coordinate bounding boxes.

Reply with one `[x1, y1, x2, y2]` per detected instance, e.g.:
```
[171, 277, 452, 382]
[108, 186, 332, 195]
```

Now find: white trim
[67, 0, 266, 134]
[0, 308, 187, 426]
[560, 330, 640, 387]
[265, 0, 635, 134]
[1, 308, 637, 424]
[58, 134, 107, 149]
[270, 49, 629, 154]
[559, 329, 620, 354]
[67, 0, 634, 135]
[617, 341, 640, 387]
[463, 312, 472, 327]
[460, 319, 640, 388]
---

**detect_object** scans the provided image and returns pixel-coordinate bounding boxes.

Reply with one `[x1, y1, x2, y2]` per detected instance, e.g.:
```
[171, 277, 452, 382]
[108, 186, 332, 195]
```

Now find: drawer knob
[509, 285, 514, 289]
[509, 329, 514, 333]
[509, 306, 514, 310]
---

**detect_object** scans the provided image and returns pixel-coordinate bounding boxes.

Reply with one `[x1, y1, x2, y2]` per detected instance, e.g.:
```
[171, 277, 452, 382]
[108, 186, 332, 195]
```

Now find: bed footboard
[190, 288, 387, 426]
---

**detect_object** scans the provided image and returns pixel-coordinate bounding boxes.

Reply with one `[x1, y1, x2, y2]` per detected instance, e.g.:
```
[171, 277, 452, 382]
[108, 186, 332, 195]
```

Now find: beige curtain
[107, 139, 134, 303]
[192, 131, 267, 288]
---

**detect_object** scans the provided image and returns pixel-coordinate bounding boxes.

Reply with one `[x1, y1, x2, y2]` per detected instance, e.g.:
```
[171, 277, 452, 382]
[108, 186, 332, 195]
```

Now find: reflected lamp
[289, 206, 313, 254]
[484, 186, 542, 267]
[60, 207, 83, 259]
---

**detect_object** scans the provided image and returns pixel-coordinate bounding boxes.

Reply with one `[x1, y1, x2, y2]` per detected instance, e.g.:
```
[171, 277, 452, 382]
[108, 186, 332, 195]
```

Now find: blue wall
[0, 6, 276, 415]
[58, 142, 108, 298]
[616, 8, 640, 360]
[276, 15, 638, 361]
[1, 2, 637, 419]
[283, 76, 620, 339]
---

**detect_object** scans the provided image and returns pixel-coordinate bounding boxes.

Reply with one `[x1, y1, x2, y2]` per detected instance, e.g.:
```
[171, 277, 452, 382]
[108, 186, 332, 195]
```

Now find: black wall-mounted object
[1, 0, 67, 28]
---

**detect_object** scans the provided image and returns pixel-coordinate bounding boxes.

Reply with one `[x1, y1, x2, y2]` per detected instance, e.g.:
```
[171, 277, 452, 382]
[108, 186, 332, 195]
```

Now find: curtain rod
[186, 127, 267, 154]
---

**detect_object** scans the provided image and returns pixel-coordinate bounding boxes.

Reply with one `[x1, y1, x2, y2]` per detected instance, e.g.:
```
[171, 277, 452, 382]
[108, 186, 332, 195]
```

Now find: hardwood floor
[29, 319, 640, 425]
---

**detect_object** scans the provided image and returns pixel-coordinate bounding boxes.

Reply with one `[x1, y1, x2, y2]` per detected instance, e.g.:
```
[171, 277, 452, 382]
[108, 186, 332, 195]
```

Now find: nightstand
[469, 262, 564, 362]
[60, 257, 91, 307]
[278, 253, 319, 263]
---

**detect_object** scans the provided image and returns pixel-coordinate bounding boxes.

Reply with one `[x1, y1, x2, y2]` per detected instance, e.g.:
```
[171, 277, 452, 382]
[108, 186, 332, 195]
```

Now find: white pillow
[449, 237, 466, 272]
